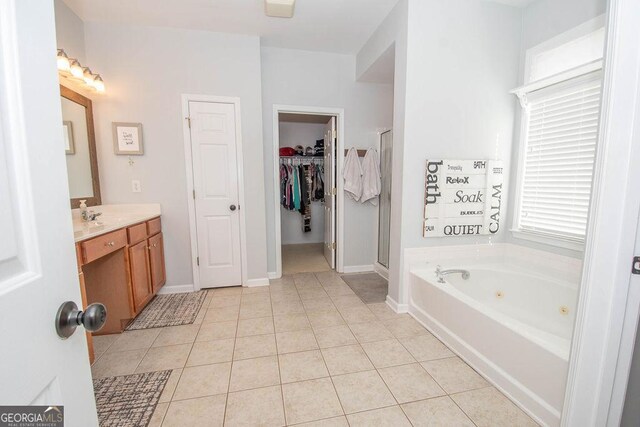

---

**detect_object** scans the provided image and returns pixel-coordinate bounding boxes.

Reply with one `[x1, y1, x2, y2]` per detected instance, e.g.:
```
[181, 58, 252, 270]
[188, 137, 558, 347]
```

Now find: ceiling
[62, 0, 401, 54]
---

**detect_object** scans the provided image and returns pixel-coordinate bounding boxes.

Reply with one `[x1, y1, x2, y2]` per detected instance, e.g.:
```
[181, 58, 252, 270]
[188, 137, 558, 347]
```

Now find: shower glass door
[377, 130, 392, 268]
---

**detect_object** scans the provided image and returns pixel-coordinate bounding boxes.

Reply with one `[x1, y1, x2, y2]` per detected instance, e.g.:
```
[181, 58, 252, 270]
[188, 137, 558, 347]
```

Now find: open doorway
[272, 106, 344, 277]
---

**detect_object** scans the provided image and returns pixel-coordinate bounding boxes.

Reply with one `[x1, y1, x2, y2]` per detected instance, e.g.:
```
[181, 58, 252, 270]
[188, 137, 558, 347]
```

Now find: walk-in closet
[277, 112, 335, 274]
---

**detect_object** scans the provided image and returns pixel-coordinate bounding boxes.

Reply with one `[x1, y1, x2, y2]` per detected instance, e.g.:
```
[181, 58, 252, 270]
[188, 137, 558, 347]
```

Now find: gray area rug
[341, 273, 388, 303]
[126, 291, 207, 330]
[93, 370, 171, 427]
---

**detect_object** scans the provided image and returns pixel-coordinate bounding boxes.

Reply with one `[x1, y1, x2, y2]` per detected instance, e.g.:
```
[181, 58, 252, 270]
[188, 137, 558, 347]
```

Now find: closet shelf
[280, 156, 323, 159]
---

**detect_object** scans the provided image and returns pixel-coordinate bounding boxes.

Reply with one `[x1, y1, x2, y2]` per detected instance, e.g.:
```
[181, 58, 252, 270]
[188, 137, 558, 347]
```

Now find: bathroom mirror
[60, 85, 101, 208]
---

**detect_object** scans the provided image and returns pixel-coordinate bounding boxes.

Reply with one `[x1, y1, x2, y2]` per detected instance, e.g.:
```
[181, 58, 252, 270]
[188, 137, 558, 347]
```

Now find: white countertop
[72, 204, 162, 242]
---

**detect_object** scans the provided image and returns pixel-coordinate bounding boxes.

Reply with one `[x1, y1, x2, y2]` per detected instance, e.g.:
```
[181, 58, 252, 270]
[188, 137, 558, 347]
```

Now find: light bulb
[69, 59, 83, 79]
[93, 74, 105, 93]
[56, 49, 70, 73]
[82, 67, 94, 85]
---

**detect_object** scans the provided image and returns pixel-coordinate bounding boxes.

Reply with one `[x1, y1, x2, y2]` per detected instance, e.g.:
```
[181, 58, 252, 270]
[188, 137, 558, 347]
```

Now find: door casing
[271, 105, 345, 278]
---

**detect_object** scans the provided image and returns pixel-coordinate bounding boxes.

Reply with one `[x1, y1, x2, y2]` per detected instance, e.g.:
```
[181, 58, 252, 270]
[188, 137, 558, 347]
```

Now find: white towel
[343, 147, 363, 201]
[361, 148, 381, 205]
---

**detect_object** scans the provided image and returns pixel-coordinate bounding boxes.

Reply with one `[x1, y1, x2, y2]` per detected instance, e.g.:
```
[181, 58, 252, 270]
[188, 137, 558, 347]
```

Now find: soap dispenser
[79, 200, 88, 221]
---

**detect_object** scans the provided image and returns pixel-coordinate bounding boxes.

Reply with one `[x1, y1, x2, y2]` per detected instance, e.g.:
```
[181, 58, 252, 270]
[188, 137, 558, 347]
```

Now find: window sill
[510, 229, 585, 252]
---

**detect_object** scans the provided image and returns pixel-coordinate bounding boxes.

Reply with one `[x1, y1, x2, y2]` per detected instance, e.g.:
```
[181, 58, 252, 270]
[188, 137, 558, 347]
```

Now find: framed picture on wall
[63, 121, 75, 155]
[112, 122, 144, 155]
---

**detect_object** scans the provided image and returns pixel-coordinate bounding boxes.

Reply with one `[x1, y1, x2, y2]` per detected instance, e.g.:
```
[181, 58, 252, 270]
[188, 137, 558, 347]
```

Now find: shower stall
[377, 130, 392, 269]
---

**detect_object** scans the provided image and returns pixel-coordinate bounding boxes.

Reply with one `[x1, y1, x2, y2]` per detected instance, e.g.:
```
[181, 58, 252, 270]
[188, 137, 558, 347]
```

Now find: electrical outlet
[132, 180, 141, 193]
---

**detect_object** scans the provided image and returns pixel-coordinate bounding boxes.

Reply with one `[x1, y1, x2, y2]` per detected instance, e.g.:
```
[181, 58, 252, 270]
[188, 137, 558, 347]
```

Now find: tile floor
[91, 271, 538, 426]
[281, 243, 331, 275]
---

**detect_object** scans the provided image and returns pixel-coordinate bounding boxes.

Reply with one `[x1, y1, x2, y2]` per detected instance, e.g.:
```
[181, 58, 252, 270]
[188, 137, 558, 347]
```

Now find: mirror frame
[60, 85, 101, 208]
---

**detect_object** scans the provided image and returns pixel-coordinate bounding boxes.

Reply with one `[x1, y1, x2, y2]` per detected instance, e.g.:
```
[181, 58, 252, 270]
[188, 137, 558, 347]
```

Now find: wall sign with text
[423, 159, 503, 237]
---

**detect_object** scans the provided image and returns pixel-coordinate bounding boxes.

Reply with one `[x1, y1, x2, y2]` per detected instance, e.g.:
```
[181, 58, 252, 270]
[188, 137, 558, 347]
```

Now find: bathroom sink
[73, 220, 105, 235]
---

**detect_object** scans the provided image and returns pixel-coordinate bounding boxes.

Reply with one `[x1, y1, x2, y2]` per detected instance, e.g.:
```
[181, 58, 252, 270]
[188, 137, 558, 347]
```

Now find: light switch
[132, 180, 141, 193]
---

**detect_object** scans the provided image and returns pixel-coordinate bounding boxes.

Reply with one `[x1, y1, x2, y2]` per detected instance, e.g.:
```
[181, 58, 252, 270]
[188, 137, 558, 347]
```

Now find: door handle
[55, 301, 107, 339]
[229, 205, 237, 211]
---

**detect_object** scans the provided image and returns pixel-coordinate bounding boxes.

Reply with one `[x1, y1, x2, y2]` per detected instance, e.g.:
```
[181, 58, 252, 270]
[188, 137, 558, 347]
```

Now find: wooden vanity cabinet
[129, 239, 153, 313]
[148, 232, 166, 293]
[77, 215, 166, 345]
[127, 218, 166, 313]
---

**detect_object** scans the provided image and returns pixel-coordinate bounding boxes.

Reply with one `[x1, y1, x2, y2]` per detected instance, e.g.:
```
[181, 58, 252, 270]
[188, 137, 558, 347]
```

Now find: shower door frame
[374, 129, 392, 278]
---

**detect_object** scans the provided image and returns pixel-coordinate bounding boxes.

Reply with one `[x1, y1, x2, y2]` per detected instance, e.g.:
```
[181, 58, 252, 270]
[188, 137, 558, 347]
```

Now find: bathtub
[406, 244, 581, 427]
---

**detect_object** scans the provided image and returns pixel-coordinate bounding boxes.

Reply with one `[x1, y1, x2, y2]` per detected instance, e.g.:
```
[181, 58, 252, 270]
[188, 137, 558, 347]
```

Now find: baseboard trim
[267, 271, 280, 280]
[342, 264, 374, 274]
[386, 295, 409, 313]
[157, 284, 195, 294]
[374, 262, 389, 280]
[245, 277, 270, 287]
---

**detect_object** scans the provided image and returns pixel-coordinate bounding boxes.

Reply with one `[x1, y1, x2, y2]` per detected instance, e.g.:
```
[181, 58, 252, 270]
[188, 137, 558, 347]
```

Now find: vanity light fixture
[82, 67, 94, 85]
[69, 59, 84, 79]
[57, 48, 106, 94]
[92, 75, 105, 93]
[56, 49, 70, 73]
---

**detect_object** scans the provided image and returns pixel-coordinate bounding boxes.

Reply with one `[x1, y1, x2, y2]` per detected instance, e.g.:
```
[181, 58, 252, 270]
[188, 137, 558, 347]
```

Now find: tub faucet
[435, 265, 470, 283]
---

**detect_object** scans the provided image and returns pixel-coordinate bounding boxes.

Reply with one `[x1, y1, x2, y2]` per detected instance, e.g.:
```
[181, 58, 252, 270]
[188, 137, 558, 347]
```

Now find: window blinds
[517, 74, 601, 240]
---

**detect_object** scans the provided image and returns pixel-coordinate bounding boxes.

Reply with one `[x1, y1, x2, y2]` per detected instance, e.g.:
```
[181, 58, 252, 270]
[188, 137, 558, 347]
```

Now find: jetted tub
[406, 244, 581, 427]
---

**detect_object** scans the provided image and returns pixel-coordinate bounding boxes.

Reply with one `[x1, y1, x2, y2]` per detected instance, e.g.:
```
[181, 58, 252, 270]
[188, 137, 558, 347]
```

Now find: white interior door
[323, 117, 336, 268]
[189, 101, 243, 288]
[0, 1, 98, 425]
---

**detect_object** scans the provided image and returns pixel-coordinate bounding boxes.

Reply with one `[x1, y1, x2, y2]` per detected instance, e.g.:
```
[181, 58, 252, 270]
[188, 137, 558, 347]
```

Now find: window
[512, 21, 604, 247]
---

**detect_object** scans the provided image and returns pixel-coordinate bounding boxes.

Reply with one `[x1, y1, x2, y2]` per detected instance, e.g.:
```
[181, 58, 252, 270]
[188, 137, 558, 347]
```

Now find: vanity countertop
[72, 204, 162, 242]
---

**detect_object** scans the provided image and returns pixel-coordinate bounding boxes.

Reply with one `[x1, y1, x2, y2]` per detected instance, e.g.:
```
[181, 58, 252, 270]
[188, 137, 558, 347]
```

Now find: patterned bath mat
[93, 370, 171, 427]
[126, 291, 207, 330]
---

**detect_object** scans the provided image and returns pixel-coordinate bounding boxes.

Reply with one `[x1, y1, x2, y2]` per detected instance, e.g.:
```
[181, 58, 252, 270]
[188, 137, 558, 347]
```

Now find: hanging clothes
[292, 166, 301, 211]
[279, 159, 325, 233]
[343, 147, 363, 201]
[312, 164, 324, 201]
[361, 148, 381, 206]
[301, 165, 312, 232]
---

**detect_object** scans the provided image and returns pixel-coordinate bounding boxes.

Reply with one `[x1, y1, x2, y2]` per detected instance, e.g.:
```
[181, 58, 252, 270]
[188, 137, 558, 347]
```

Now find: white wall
[356, 0, 408, 298]
[53, 0, 86, 63]
[522, 0, 608, 51]
[386, 0, 522, 302]
[261, 47, 393, 273]
[82, 22, 269, 286]
[279, 121, 325, 245]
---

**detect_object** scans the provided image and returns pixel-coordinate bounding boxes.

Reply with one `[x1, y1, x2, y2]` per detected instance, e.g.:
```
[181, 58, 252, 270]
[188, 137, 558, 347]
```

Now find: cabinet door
[129, 239, 152, 313]
[148, 232, 166, 293]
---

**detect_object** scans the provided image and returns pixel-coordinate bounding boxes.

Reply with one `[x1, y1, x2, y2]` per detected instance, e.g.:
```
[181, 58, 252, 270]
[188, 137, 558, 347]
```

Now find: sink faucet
[435, 265, 470, 283]
[82, 210, 102, 222]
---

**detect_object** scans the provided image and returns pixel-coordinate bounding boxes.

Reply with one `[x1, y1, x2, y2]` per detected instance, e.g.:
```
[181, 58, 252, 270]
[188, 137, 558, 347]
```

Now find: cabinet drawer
[127, 222, 147, 245]
[147, 217, 161, 236]
[81, 229, 127, 264]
